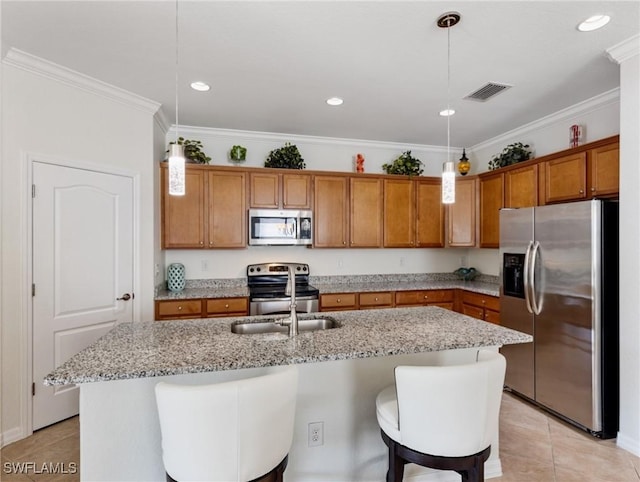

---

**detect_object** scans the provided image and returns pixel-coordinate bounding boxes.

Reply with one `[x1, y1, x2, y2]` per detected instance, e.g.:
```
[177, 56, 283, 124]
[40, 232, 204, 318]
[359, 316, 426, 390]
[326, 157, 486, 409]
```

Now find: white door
[32, 162, 134, 430]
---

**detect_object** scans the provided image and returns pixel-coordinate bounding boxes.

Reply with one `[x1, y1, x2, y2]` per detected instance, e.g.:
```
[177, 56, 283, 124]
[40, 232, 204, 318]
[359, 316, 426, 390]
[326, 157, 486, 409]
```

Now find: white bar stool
[376, 350, 506, 482]
[155, 365, 298, 482]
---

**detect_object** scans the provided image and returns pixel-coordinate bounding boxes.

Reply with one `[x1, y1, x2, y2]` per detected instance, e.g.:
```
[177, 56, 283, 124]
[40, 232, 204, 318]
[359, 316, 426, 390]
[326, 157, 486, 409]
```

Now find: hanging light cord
[446, 18, 451, 163]
[174, 0, 179, 142]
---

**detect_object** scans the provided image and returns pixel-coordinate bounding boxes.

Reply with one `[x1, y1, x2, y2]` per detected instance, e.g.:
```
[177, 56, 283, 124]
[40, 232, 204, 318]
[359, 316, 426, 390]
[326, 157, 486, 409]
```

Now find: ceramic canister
[167, 263, 186, 292]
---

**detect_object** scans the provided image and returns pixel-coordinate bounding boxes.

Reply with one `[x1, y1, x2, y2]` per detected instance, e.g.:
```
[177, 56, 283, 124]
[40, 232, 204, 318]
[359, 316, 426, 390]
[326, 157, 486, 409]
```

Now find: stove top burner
[247, 262, 318, 301]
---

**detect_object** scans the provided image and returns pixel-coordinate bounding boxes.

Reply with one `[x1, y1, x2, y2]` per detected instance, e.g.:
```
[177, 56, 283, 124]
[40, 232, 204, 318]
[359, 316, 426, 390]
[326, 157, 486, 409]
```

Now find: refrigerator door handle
[523, 240, 534, 314]
[530, 240, 543, 315]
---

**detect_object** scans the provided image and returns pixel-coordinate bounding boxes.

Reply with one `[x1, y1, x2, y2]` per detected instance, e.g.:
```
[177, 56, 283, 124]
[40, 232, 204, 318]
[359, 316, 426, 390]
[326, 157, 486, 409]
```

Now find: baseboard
[617, 432, 640, 457]
[1, 427, 26, 448]
[403, 458, 502, 481]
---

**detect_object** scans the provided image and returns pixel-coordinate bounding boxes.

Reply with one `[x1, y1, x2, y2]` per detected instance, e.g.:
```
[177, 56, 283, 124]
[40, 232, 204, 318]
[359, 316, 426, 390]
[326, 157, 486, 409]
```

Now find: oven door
[250, 296, 319, 316]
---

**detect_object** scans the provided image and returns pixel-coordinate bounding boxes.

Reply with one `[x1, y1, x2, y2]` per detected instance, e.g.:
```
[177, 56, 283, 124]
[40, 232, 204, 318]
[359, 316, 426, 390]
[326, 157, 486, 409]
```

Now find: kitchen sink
[231, 316, 339, 335]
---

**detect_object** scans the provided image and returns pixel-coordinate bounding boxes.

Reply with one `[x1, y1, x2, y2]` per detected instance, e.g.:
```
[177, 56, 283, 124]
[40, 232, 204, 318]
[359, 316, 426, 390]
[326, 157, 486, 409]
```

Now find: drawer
[462, 291, 500, 311]
[206, 297, 248, 316]
[462, 303, 484, 320]
[156, 300, 202, 319]
[484, 309, 501, 325]
[359, 291, 393, 308]
[320, 293, 357, 311]
[395, 289, 454, 306]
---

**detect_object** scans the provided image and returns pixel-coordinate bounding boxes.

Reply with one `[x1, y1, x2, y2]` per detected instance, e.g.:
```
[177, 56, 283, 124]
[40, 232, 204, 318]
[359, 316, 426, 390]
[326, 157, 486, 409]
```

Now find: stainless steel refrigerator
[499, 200, 618, 438]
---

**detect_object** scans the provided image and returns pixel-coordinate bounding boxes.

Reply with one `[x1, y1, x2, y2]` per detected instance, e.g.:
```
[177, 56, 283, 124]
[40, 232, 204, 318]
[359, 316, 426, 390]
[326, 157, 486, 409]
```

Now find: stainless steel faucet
[279, 266, 299, 336]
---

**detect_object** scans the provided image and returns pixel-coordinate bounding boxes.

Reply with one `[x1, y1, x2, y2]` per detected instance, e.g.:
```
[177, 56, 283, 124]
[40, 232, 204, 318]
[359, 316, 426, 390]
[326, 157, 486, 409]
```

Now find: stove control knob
[296, 266, 301, 271]
[256, 267, 261, 272]
[249, 268, 254, 273]
[302, 266, 307, 271]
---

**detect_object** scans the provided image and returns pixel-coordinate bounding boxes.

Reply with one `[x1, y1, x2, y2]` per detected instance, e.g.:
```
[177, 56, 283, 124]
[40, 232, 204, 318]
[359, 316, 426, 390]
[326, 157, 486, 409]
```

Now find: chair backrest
[394, 350, 506, 457]
[155, 365, 298, 482]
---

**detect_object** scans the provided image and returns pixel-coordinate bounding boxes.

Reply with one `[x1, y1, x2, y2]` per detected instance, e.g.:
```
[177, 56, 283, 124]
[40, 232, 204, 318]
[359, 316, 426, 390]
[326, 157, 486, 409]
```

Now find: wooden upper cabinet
[249, 171, 311, 209]
[543, 152, 587, 204]
[282, 173, 312, 209]
[415, 178, 444, 247]
[249, 172, 279, 208]
[161, 166, 207, 248]
[479, 173, 504, 248]
[314, 175, 349, 247]
[588, 143, 619, 198]
[207, 170, 247, 248]
[505, 164, 539, 208]
[447, 177, 476, 247]
[383, 178, 415, 247]
[350, 177, 383, 247]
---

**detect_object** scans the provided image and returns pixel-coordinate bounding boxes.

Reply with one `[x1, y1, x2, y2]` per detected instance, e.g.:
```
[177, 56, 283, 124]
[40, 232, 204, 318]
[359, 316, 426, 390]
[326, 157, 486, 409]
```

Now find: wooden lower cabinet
[155, 299, 203, 320]
[395, 289, 454, 309]
[320, 293, 358, 311]
[155, 297, 249, 320]
[359, 291, 393, 309]
[205, 297, 249, 317]
[460, 291, 500, 324]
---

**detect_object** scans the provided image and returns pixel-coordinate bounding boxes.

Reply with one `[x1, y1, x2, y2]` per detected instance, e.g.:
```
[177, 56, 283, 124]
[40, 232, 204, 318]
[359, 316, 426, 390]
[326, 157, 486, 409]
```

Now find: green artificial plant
[488, 142, 532, 170]
[264, 142, 306, 169]
[167, 137, 211, 164]
[382, 150, 424, 176]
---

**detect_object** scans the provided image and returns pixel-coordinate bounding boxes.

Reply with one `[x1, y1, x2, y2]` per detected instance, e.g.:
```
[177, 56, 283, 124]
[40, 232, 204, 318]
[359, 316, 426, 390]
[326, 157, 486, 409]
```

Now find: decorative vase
[457, 148, 470, 176]
[167, 263, 185, 292]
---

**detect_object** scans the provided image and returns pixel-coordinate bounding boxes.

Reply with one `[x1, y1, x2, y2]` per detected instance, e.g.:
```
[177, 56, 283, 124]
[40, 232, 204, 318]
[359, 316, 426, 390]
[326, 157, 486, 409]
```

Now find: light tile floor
[1, 393, 639, 481]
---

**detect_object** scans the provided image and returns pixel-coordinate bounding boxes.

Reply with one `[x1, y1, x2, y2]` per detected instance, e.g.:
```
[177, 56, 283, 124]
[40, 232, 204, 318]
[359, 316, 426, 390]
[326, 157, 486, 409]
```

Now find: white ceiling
[2, 1, 639, 148]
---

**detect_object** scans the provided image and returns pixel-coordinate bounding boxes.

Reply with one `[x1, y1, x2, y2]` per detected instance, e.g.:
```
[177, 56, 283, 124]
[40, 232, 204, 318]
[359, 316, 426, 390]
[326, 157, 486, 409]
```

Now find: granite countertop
[155, 274, 500, 300]
[44, 306, 530, 386]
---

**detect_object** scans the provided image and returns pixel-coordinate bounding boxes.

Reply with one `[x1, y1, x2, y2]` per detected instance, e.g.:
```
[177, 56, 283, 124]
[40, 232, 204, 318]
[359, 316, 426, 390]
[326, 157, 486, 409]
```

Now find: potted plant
[229, 145, 247, 163]
[167, 137, 211, 164]
[264, 142, 305, 169]
[488, 142, 532, 170]
[382, 150, 424, 176]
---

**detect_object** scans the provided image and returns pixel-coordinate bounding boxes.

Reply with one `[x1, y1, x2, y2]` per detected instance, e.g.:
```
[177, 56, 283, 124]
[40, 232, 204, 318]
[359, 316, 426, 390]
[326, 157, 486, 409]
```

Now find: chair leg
[387, 438, 405, 482]
[460, 453, 485, 482]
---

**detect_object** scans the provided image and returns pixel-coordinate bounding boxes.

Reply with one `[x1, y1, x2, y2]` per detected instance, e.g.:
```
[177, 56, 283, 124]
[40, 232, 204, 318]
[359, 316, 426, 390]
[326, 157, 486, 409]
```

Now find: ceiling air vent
[464, 82, 512, 102]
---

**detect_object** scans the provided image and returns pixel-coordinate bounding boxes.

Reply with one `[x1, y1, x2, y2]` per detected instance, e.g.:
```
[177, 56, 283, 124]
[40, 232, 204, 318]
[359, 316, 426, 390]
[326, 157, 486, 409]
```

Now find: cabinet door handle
[591, 187, 596, 192]
[579, 189, 584, 194]
[200, 241, 204, 245]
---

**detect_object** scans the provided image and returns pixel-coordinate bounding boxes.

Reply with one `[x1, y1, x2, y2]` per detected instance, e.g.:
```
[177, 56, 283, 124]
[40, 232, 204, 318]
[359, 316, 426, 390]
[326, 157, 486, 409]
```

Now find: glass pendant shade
[457, 148, 470, 176]
[442, 160, 456, 204]
[168, 143, 186, 196]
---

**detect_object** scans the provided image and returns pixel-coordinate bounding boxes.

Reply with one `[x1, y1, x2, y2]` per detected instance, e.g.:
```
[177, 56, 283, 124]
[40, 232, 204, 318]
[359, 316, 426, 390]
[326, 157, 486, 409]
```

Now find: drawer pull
[375, 297, 379, 301]
[424, 295, 428, 299]
[178, 306, 182, 310]
[225, 304, 229, 308]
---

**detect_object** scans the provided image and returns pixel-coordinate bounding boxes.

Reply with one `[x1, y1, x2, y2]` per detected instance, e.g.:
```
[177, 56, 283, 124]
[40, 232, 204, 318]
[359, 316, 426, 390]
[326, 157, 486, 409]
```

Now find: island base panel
[79, 348, 502, 481]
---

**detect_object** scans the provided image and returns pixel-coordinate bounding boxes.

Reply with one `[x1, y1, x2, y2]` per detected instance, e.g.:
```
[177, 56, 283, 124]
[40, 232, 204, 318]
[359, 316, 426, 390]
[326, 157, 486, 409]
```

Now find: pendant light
[438, 12, 460, 205]
[168, 0, 186, 196]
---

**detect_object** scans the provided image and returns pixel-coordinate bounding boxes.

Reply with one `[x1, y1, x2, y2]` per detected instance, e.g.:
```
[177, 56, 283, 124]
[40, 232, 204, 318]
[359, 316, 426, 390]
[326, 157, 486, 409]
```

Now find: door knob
[117, 293, 133, 301]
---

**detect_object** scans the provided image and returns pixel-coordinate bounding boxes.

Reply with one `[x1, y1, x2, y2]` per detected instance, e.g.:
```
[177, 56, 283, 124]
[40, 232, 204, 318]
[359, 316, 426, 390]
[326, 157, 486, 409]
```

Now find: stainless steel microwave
[248, 209, 312, 246]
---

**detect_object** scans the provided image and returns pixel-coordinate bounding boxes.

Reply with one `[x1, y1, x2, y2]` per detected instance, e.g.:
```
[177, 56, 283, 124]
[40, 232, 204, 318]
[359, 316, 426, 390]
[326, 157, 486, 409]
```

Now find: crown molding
[470, 88, 620, 152]
[168, 125, 461, 155]
[606, 34, 640, 64]
[154, 108, 170, 134]
[3, 48, 161, 115]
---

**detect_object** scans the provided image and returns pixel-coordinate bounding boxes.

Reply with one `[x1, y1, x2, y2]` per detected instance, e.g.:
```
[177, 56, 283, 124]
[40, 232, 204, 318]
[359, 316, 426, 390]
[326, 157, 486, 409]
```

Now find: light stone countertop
[155, 275, 500, 300]
[44, 306, 530, 386]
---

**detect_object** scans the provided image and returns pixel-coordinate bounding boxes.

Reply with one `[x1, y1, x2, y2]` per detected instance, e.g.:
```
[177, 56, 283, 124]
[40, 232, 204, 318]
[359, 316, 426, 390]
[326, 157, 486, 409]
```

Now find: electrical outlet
[337, 259, 343, 269]
[399, 257, 405, 266]
[201, 260, 209, 271]
[308, 421, 324, 447]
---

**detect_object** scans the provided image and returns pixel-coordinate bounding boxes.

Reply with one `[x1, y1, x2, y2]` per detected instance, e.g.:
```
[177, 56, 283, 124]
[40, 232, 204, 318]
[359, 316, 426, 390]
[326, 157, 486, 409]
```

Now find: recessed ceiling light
[439, 109, 455, 117]
[578, 15, 611, 32]
[190, 81, 210, 92]
[326, 97, 344, 106]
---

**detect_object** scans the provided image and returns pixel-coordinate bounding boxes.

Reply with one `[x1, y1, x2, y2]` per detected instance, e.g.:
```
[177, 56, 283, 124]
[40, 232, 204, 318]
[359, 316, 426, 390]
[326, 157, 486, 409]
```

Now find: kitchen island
[45, 307, 531, 482]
